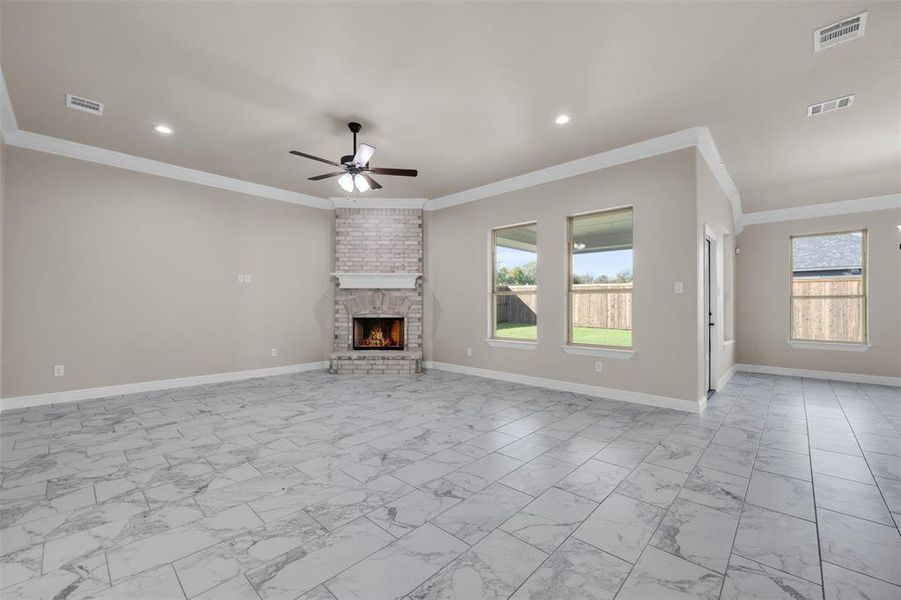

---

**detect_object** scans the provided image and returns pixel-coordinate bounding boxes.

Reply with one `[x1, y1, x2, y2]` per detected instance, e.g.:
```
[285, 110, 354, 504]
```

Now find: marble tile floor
[1, 370, 899, 599]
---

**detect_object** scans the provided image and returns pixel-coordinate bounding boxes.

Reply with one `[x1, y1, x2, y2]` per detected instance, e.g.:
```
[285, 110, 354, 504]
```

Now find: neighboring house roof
[792, 233, 862, 272]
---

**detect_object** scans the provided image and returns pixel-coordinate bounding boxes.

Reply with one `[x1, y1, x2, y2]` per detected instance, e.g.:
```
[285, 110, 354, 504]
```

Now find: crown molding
[0, 70, 19, 142]
[426, 126, 744, 232]
[0, 67, 331, 209]
[696, 127, 743, 233]
[5, 129, 333, 209]
[331, 197, 428, 210]
[741, 194, 901, 227]
[2, 69, 742, 219]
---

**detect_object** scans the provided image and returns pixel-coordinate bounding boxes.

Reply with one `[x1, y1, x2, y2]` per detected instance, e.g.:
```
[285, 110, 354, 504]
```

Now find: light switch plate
[54, 365, 65, 377]
[674, 281, 684, 294]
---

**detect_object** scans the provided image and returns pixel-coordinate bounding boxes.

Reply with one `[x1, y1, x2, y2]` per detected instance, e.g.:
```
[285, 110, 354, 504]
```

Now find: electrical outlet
[674, 281, 684, 294]
[271, 348, 278, 357]
[594, 361, 603, 373]
[466, 347, 473, 357]
[54, 365, 65, 377]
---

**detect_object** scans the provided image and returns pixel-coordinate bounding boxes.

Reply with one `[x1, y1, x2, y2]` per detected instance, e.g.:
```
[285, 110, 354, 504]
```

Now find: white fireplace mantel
[331, 272, 422, 289]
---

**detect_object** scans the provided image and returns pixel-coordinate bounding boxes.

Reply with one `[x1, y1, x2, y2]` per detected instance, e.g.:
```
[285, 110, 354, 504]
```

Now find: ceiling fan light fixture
[338, 173, 354, 192]
[353, 144, 376, 166]
[353, 173, 371, 192]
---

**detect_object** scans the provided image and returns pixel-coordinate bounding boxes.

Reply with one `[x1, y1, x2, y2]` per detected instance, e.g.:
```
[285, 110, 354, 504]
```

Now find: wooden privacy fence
[791, 276, 864, 343]
[496, 283, 633, 330]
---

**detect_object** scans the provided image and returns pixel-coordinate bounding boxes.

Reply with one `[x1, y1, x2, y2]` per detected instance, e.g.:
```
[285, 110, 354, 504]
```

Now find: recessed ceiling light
[153, 124, 173, 135]
[555, 114, 571, 125]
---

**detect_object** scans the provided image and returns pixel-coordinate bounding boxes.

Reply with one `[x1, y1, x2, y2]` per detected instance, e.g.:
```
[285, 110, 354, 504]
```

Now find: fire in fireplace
[353, 317, 404, 351]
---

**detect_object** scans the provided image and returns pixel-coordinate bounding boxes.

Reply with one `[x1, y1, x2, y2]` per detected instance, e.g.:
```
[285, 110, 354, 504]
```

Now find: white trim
[485, 338, 538, 350]
[741, 194, 901, 226]
[2, 68, 743, 220]
[427, 128, 697, 210]
[331, 272, 422, 289]
[426, 127, 743, 232]
[696, 128, 743, 233]
[561, 345, 635, 359]
[787, 340, 871, 352]
[5, 129, 333, 209]
[736, 364, 900, 387]
[716, 364, 736, 390]
[0, 69, 18, 142]
[0, 362, 329, 412]
[331, 197, 428, 210]
[423, 361, 702, 413]
[723, 339, 736, 348]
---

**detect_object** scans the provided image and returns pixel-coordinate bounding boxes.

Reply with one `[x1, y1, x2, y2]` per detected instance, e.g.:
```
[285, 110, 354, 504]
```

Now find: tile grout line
[834, 382, 901, 533]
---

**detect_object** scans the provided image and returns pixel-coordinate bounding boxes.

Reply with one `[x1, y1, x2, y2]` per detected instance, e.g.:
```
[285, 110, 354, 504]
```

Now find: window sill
[485, 338, 538, 351]
[561, 345, 635, 359]
[787, 340, 870, 352]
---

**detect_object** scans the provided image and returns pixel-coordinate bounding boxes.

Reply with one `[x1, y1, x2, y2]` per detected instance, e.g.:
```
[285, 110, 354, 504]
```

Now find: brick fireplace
[329, 207, 423, 374]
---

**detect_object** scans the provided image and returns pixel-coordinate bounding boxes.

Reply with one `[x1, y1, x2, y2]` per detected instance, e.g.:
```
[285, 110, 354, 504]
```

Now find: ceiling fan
[290, 122, 417, 193]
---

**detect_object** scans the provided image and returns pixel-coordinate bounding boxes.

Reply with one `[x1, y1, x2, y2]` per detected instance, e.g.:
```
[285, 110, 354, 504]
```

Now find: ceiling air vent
[814, 12, 867, 52]
[66, 94, 104, 115]
[807, 94, 855, 117]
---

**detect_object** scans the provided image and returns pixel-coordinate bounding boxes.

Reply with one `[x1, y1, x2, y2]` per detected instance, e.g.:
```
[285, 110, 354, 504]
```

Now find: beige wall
[696, 150, 737, 391]
[736, 208, 901, 378]
[425, 149, 703, 403]
[1, 147, 333, 397]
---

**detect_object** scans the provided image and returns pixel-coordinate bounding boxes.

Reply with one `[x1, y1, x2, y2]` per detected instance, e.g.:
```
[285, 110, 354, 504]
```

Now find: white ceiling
[2, 1, 898, 212]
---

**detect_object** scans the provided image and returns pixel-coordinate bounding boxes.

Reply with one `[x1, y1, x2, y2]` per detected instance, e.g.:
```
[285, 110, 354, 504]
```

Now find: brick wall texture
[331, 208, 423, 374]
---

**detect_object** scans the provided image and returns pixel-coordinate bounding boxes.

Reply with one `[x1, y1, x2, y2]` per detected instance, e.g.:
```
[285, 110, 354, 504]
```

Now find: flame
[363, 324, 390, 347]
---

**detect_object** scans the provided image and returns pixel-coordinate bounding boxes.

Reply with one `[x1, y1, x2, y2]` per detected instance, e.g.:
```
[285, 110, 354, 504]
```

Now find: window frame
[490, 221, 539, 342]
[566, 206, 634, 350]
[789, 228, 868, 345]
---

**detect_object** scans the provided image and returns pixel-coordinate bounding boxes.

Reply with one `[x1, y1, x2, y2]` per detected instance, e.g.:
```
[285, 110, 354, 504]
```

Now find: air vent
[807, 94, 855, 117]
[814, 12, 867, 52]
[66, 94, 104, 115]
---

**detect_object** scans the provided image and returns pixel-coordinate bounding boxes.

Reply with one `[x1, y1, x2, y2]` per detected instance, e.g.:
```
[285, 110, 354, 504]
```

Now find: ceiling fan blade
[352, 143, 376, 167]
[358, 173, 382, 190]
[289, 150, 340, 167]
[308, 171, 344, 181]
[367, 167, 418, 177]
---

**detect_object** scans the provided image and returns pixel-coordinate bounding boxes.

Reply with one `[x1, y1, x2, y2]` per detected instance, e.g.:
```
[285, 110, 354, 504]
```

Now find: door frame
[702, 224, 721, 397]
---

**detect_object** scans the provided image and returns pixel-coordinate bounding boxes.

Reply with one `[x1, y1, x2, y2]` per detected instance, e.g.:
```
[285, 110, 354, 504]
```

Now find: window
[790, 230, 867, 344]
[568, 208, 633, 348]
[492, 223, 537, 340]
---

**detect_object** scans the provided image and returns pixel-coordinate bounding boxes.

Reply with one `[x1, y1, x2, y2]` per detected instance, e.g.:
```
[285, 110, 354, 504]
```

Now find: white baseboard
[735, 364, 901, 387]
[424, 361, 702, 413]
[717, 364, 737, 391]
[0, 362, 329, 412]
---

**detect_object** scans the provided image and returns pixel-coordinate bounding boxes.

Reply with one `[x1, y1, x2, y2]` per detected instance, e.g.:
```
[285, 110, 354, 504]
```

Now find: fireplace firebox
[353, 317, 404, 351]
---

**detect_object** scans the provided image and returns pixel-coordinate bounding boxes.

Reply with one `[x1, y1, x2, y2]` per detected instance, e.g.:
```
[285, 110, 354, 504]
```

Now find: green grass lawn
[495, 322, 632, 347]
